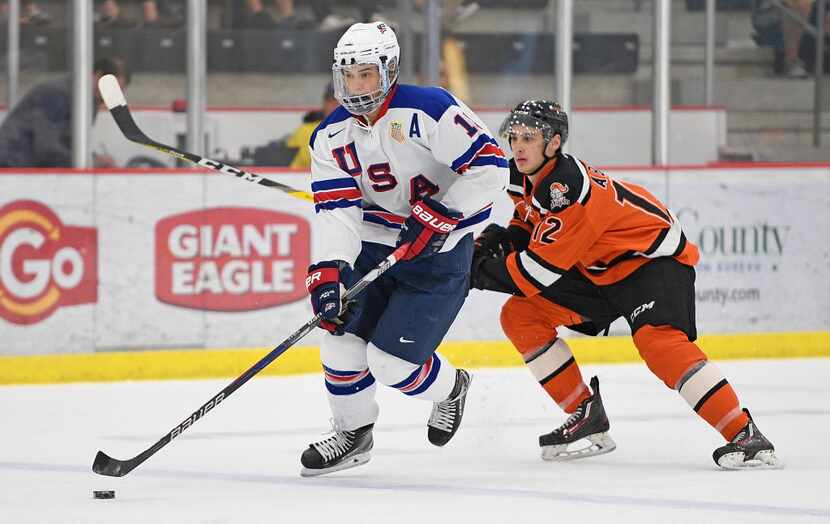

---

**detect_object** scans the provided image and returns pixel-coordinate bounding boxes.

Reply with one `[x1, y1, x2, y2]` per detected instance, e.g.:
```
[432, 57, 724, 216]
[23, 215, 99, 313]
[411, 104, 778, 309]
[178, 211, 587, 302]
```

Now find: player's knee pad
[500, 296, 559, 355]
[365, 342, 419, 386]
[632, 324, 708, 388]
[320, 332, 369, 370]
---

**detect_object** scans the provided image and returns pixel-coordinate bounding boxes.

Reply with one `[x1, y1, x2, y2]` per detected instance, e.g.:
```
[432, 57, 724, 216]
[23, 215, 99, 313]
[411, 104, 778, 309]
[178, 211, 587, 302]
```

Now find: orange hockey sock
[677, 361, 749, 440]
[501, 296, 589, 413]
[633, 325, 749, 440]
[525, 338, 590, 413]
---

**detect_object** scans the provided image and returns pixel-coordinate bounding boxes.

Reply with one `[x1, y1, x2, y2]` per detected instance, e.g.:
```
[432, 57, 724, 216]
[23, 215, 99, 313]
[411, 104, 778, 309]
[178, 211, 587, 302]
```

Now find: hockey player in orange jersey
[470, 100, 780, 469]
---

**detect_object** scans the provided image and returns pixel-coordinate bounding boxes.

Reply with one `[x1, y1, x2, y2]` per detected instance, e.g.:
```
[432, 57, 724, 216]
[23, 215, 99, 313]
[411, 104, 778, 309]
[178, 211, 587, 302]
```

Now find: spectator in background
[96, 0, 137, 28]
[310, 1, 384, 31]
[414, 0, 479, 28]
[753, 0, 811, 77]
[310, 0, 355, 31]
[141, 0, 184, 27]
[285, 82, 339, 168]
[780, 0, 813, 77]
[0, 1, 50, 26]
[227, 0, 300, 30]
[96, 0, 182, 29]
[0, 57, 130, 168]
[798, 0, 830, 72]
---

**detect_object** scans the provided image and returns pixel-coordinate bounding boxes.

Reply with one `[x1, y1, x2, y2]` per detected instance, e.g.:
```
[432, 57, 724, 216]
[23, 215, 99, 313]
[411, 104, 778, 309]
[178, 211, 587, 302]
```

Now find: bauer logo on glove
[397, 196, 462, 261]
[412, 202, 457, 233]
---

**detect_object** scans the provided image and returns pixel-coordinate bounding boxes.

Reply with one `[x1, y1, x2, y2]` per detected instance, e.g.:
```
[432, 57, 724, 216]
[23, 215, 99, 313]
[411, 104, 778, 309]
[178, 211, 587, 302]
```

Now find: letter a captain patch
[409, 114, 421, 138]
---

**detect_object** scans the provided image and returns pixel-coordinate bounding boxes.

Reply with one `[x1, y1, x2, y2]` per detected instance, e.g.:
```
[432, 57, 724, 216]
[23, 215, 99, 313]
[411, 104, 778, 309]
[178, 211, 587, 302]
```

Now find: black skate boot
[428, 369, 472, 446]
[713, 409, 781, 469]
[538, 375, 616, 461]
[300, 423, 374, 477]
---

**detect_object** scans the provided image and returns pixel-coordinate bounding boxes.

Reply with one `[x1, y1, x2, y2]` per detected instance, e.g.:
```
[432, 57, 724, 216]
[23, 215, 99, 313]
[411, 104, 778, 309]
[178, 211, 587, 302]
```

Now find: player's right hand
[306, 261, 350, 335]
[474, 223, 513, 258]
[396, 196, 462, 261]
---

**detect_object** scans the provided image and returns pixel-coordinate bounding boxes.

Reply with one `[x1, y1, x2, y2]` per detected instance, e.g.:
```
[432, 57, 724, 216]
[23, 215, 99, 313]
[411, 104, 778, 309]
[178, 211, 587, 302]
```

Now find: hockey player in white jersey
[300, 22, 508, 476]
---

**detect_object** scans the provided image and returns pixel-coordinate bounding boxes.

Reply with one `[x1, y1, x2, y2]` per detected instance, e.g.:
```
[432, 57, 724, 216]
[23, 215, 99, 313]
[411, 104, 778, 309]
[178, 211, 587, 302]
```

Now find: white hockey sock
[321, 332, 379, 431]
[367, 343, 457, 402]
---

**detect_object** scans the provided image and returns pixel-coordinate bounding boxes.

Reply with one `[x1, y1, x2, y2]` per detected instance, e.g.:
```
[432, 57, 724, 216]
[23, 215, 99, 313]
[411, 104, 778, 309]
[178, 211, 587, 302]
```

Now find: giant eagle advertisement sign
[0, 166, 828, 355]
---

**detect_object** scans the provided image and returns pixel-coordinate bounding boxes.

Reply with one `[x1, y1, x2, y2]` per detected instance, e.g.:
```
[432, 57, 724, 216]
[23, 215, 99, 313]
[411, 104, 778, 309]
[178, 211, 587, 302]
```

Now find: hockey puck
[93, 490, 115, 499]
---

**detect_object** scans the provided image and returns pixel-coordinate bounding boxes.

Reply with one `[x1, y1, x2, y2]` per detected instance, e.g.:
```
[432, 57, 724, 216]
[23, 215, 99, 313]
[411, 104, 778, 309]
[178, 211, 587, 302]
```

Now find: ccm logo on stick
[0, 200, 97, 325]
[413, 203, 455, 232]
[155, 207, 310, 311]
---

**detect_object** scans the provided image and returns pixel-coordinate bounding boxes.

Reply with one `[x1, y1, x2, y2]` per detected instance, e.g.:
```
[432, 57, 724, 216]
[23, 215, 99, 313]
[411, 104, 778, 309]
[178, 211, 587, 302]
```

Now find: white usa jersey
[309, 83, 509, 265]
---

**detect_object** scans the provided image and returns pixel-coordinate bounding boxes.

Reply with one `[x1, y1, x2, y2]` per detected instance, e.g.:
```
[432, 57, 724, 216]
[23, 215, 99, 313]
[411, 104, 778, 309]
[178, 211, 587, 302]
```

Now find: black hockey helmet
[498, 99, 569, 145]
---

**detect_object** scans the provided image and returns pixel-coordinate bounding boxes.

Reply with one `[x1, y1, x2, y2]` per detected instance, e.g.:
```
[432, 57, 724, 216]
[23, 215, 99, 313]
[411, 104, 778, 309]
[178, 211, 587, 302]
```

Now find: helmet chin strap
[527, 144, 558, 178]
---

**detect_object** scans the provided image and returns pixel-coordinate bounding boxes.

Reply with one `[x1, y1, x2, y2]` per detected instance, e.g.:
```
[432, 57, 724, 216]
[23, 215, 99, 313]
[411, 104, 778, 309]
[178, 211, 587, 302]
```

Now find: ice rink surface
[2, 358, 828, 523]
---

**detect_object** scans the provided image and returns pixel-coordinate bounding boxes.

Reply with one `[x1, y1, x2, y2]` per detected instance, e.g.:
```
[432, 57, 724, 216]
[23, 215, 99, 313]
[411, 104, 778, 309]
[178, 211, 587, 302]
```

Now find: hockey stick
[97, 74, 312, 203]
[92, 242, 409, 477]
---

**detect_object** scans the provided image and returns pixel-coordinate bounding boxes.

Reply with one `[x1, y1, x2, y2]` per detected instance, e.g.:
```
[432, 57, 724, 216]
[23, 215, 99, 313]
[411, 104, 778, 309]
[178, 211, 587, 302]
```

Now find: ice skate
[539, 376, 616, 461]
[713, 409, 782, 470]
[428, 369, 472, 446]
[300, 423, 374, 477]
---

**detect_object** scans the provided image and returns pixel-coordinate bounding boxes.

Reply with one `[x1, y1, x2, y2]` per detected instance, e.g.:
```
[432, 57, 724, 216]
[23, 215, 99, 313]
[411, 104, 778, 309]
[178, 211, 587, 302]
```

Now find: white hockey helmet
[332, 22, 400, 116]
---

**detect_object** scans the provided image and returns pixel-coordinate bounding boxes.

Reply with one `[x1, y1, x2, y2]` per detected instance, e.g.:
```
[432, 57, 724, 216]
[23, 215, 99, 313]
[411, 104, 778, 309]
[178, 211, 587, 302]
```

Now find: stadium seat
[208, 31, 243, 72]
[138, 29, 185, 73]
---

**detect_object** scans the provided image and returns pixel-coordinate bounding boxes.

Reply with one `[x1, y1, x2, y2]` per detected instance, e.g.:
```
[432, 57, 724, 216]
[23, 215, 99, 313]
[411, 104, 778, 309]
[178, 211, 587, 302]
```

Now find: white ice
[1, 358, 828, 523]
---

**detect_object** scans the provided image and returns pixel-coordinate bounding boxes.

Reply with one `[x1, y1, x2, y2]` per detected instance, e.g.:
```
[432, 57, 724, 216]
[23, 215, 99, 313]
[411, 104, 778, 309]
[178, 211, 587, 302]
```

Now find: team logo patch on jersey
[390, 121, 405, 143]
[549, 183, 570, 208]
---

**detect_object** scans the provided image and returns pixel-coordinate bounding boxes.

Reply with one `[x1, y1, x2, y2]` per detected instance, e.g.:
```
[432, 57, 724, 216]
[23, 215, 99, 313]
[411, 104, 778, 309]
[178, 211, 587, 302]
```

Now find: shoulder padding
[533, 154, 591, 212]
[309, 106, 352, 149]
[389, 84, 458, 122]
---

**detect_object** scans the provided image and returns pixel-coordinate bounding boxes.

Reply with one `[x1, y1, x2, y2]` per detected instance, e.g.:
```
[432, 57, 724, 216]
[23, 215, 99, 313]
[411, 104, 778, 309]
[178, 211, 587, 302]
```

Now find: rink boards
[1, 164, 829, 383]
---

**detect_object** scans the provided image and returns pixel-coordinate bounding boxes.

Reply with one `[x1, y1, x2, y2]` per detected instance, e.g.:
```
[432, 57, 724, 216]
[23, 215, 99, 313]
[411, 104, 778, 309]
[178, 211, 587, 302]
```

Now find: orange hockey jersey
[502, 154, 699, 297]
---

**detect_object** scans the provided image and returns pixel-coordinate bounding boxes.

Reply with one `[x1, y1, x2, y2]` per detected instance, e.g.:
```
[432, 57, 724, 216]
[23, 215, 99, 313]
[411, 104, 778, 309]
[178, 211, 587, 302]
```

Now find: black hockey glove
[474, 223, 515, 258]
[306, 260, 353, 336]
[505, 224, 531, 253]
[469, 251, 522, 295]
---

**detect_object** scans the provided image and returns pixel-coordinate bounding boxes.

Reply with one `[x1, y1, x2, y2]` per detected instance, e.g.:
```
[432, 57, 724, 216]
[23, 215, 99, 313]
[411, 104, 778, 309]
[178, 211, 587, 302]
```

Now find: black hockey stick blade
[97, 74, 312, 203]
[91, 243, 410, 477]
[92, 451, 130, 477]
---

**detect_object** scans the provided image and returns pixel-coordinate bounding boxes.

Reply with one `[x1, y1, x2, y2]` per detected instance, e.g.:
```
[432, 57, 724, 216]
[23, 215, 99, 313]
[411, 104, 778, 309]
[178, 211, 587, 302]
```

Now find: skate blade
[541, 432, 617, 462]
[300, 452, 371, 477]
[716, 450, 783, 470]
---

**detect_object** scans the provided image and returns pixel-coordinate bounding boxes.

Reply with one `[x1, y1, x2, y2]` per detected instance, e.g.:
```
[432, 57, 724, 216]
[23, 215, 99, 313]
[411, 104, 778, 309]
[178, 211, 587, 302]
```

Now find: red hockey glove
[306, 261, 350, 335]
[396, 196, 461, 261]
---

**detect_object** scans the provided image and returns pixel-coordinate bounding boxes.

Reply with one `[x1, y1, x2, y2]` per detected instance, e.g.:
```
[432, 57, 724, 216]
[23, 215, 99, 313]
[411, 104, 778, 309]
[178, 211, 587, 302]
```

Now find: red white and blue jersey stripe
[451, 134, 508, 174]
[311, 177, 362, 212]
[309, 83, 508, 265]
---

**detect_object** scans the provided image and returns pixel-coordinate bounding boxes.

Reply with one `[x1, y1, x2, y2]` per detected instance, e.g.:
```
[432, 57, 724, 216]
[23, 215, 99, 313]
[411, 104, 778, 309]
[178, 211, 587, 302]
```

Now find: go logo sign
[0, 201, 98, 325]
